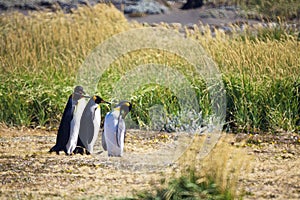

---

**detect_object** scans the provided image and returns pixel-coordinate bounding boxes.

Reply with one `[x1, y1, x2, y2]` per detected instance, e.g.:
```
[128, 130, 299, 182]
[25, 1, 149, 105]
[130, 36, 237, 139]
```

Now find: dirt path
[0, 127, 299, 199]
[126, 5, 260, 26]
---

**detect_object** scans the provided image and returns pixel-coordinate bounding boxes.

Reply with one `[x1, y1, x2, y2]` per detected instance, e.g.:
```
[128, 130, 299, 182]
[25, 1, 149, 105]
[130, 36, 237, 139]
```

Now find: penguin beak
[82, 94, 91, 98]
[93, 95, 111, 105]
[101, 100, 111, 105]
[74, 92, 89, 98]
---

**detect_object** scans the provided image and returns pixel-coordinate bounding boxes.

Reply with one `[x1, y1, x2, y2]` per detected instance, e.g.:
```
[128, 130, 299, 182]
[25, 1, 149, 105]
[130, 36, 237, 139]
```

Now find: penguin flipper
[116, 117, 125, 148]
[50, 95, 73, 153]
[102, 130, 107, 151]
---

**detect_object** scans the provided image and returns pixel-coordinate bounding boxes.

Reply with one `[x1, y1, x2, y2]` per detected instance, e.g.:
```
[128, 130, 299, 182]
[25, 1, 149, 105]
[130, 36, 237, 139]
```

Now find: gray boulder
[124, 0, 168, 15]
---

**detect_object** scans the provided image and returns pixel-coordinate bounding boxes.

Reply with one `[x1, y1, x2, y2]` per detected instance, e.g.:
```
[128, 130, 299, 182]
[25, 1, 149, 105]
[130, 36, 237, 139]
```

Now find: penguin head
[115, 101, 132, 118]
[72, 86, 86, 101]
[74, 86, 85, 95]
[93, 95, 111, 105]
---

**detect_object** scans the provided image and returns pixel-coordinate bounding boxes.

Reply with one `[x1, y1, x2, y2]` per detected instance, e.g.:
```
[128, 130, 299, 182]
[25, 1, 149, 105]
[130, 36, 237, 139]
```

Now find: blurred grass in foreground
[120, 134, 251, 199]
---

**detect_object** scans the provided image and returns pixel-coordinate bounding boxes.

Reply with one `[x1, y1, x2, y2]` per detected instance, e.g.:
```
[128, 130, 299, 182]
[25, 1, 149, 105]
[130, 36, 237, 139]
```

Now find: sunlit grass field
[0, 3, 299, 132]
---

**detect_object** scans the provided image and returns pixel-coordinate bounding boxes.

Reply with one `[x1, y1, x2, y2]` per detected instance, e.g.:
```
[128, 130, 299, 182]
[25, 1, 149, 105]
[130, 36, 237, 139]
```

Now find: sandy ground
[0, 127, 195, 199]
[234, 133, 300, 199]
[0, 126, 299, 199]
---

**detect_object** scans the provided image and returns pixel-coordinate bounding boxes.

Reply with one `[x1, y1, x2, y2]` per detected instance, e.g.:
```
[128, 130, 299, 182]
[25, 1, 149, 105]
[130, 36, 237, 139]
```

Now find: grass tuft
[119, 134, 252, 200]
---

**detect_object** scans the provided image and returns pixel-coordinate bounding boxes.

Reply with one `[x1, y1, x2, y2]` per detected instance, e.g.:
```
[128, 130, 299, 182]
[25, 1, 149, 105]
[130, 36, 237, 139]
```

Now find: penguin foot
[49, 146, 56, 153]
[74, 147, 86, 155]
[73, 147, 91, 155]
[49, 146, 65, 155]
[108, 154, 121, 157]
[49, 149, 60, 155]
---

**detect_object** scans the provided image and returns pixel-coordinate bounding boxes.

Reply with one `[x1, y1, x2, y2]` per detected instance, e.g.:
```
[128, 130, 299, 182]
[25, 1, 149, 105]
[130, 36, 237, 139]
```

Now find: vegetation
[0, 4, 129, 127]
[120, 135, 251, 200]
[191, 24, 300, 132]
[0, 3, 299, 132]
[206, 0, 300, 21]
[123, 171, 233, 200]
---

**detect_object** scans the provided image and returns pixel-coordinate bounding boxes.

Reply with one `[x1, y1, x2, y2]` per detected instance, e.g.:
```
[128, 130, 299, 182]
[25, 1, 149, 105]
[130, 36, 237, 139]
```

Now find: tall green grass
[188, 25, 300, 132]
[207, 0, 300, 21]
[97, 49, 212, 130]
[0, 4, 129, 127]
[0, 4, 299, 132]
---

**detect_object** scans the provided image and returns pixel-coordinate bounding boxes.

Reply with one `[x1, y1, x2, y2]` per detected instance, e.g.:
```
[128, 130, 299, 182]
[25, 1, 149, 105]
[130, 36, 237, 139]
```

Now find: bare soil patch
[0, 127, 194, 199]
[234, 133, 300, 199]
[0, 127, 299, 199]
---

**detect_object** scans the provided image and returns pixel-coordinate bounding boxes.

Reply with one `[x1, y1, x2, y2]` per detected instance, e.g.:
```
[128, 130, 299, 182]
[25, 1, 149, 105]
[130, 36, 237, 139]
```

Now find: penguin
[49, 86, 86, 154]
[74, 96, 110, 155]
[65, 96, 88, 155]
[102, 101, 132, 157]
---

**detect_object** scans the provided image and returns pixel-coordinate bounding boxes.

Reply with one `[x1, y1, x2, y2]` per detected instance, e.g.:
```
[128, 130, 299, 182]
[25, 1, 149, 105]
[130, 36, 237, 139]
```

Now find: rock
[0, 0, 101, 13]
[124, 0, 168, 15]
[181, 0, 203, 10]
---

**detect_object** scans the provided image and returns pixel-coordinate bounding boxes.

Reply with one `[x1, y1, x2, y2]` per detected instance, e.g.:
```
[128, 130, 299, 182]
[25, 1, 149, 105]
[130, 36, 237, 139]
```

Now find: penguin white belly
[86, 105, 101, 154]
[104, 111, 125, 156]
[78, 98, 102, 154]
[66, 98, 87, 154]
[104, 111, 124, 156]
[116, 117, 126, 156]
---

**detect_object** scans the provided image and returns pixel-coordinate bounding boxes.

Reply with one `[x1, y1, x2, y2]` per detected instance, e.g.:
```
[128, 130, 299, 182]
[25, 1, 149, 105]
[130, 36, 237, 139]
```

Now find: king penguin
[74, 96, 110, 155]
[49, 86, 86, 154]
[102, 101, 132, 157]
[65, 93, 89, 155]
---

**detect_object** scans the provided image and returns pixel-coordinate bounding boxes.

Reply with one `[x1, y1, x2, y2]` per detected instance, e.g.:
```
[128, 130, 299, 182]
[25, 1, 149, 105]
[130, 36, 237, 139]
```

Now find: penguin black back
[49, 94, 73, 154]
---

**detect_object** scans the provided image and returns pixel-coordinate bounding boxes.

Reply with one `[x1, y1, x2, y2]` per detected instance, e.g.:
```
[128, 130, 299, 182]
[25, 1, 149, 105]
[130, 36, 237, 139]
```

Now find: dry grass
[1, 4, 299, 131]
[1, 4, 129, 73]
[0, 4, 129, 127]
[173, 133, 253, 197]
